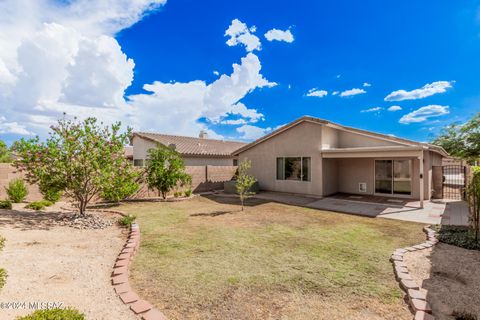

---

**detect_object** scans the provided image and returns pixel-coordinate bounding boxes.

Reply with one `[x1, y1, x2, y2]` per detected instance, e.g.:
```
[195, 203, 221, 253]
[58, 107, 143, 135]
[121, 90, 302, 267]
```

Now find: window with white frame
[276, 157, 311, 181]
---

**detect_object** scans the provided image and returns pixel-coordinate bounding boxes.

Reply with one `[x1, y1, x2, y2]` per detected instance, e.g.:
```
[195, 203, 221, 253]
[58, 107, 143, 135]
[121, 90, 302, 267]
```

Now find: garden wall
[0, 164, 42, 201]
[130, 165, 237, 199]
[0, 164, 237, 201]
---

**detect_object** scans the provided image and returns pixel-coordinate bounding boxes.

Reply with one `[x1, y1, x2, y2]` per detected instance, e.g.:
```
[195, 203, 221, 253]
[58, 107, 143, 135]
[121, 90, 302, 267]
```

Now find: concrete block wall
[0, 164, 42, 201]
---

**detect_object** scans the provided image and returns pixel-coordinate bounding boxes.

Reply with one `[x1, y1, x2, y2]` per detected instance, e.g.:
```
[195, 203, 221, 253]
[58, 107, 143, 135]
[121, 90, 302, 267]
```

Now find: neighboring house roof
[233, 116, 449, 157]
[132, 132, 246, 157]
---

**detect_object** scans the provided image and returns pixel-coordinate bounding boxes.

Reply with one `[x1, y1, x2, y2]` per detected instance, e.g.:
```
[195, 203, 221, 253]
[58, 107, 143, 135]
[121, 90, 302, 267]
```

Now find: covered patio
[321, 146, 444, 208]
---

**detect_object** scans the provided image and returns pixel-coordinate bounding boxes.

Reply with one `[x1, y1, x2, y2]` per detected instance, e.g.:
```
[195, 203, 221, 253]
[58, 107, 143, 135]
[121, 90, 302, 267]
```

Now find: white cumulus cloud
[399, 105, 450, 124]
[306, 89, 328, 98]
[363, 82, 371, 87]
[340, 88, 366, 97]
[128, 53, 276, 135]
[361, 107, 382, 113]
[225, 19, 261, 52]
[384, 81, 454, 101]
[0, 3, 277, 139]
[388, 105, 402, 111]
[264, 28, 294, 43]
[236, 124, 272, 140]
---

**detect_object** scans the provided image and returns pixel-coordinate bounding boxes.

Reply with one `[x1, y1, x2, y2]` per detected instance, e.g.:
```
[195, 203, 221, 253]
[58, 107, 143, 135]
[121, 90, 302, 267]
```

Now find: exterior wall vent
[359, 182, 367, 193]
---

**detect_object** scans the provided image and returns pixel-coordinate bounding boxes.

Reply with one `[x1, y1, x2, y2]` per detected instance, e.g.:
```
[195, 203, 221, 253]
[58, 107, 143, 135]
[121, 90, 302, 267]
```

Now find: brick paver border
[110, 213, 168, 320]
[390, 225, 439, 320]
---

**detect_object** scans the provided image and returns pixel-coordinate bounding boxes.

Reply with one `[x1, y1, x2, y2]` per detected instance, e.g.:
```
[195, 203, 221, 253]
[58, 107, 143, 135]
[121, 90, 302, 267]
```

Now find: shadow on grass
[190, 210, 240, 217]
[201, 194, 272, 207]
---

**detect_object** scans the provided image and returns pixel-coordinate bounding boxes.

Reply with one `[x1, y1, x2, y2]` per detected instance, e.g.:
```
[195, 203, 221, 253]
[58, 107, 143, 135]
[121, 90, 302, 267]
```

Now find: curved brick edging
[390, 226, 439, 320]
[111, 221, 168, 320]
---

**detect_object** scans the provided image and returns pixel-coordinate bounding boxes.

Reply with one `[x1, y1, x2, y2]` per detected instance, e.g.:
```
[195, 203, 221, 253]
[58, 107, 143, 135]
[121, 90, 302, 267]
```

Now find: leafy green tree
[432, 113, 480, 163]
[101, 169, 140, 202]
[145, 145, 191, 199]
[235, 159, 256, 211]
[0, 140, 12, 163]
[13, 117, 138, 216]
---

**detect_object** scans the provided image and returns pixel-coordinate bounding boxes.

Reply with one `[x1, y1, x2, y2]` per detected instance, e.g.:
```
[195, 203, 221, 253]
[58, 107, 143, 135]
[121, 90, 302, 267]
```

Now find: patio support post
[419, 151, 424, 208]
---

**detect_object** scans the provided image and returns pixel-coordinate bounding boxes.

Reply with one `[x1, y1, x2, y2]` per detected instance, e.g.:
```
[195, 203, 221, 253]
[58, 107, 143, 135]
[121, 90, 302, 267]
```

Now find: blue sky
[1, 0, 479, 144]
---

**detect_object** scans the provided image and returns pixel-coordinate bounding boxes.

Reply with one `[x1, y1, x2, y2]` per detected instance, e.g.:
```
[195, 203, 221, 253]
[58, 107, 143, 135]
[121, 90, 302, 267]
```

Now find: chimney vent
[199, 130, 208, 139]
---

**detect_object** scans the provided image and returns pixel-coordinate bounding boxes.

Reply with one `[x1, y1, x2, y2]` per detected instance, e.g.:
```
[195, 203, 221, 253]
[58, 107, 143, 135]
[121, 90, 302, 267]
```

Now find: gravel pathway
[0, 209, 137, 320]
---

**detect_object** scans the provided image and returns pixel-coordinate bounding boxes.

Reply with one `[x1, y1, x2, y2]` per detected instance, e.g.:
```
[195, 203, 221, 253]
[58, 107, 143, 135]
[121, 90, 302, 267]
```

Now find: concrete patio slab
[251, 191, 469, 225]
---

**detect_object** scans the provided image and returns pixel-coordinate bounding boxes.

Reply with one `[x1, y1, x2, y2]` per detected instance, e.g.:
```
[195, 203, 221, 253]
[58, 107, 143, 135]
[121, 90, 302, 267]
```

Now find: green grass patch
[15, 308, 85, 320]
[119, 195, 425, 318]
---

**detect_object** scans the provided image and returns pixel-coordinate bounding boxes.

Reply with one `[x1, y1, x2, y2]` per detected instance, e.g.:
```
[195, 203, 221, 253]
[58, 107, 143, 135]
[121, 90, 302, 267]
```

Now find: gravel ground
[0, 208, 137, 320]
[404, 243, 480, 320]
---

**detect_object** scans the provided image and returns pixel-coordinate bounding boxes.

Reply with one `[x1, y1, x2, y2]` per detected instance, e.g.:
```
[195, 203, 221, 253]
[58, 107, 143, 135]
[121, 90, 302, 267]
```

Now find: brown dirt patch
[0, 209, 136, 319]
[404, 244, 480, 320]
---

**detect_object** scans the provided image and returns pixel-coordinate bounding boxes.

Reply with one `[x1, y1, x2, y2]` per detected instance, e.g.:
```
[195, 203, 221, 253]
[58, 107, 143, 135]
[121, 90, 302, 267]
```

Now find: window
[233, 159, 238, 166]
[276, 158, 284, 180]
[375, 159, 411, 195]
[276, 157, 311, 181]
[133, 159, 144, 167]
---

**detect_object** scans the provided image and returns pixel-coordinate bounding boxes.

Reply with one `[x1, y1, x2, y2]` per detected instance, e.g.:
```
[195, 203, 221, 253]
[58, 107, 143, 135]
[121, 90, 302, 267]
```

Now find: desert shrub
[15, 308, 85, 320]
[174, 191, 182, 198]
[435, 225, 480, 250]
[26, 200, 53, 211]
[0, 200, 12, 210]
[118, 214, 136, 227]
[6, 179, 28, 203]
[41, 187, 62, 203]
[0, 268, 6, 290]
[184, 189, 192, 197]
[0, 236, 4, 250]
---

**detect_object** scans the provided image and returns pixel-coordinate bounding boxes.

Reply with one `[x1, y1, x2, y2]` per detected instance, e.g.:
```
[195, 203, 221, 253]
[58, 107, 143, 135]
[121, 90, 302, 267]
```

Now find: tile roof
[133, 132, 246, 157]
[233, 116, 449, 157]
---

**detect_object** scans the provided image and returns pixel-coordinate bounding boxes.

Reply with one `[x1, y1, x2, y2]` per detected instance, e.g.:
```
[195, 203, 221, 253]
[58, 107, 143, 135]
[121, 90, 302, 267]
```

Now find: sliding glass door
[375, 160, 412, 196]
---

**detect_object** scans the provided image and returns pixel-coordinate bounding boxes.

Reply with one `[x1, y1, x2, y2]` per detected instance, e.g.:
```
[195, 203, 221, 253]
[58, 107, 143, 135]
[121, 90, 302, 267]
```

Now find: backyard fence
[132, 165, 238, 198]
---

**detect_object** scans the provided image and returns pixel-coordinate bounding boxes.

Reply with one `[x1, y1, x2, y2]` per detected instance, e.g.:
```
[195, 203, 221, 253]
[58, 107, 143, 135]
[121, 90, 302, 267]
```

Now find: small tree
[235, 159, 256, 211]
[467, 166, 480, 241]
[145, 145, 191, 199]
[13, 117, 138, 216]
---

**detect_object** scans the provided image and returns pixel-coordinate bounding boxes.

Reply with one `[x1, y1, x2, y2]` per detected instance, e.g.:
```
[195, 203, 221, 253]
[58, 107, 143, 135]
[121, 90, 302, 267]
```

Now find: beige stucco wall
[238, 121, 323, 196]
[321, 126, 339, 149]
[322, 158, 338, 196]
[132, 136, 157, 160]
[132, 136, 235, 166]
[237, 120, 444, 200]
[338, 130, 400, 148]
[336, 158, 375, 195]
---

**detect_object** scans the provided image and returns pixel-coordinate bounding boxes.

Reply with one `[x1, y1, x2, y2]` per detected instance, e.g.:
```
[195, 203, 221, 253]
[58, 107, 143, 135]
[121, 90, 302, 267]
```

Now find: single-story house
[131, 131, 246, 166]
[233, 116, 449, 206]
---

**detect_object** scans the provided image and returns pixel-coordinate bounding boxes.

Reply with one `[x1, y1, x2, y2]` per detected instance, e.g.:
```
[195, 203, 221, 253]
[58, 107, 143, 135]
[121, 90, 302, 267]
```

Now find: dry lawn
[119, 195, 427, 320]
[405, 244, 480, 320]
